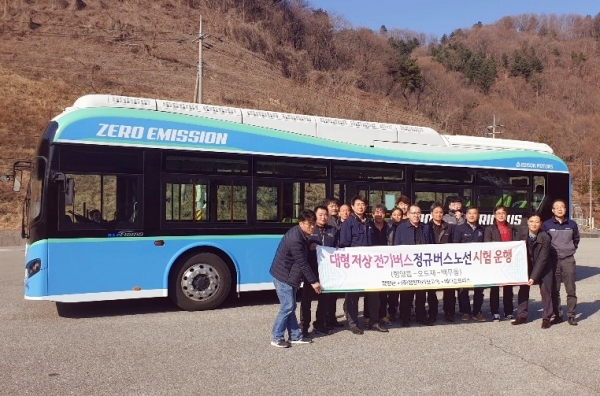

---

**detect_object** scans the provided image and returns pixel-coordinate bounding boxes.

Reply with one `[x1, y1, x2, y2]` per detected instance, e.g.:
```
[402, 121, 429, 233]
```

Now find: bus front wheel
[170, 253, 232, 311]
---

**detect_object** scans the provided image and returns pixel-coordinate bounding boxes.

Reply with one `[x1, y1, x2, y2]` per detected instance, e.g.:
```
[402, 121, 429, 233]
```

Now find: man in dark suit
[394, 204, 433, 327]
[340, 196, 388, 334]
[301, 205, 338, 336]
[512, 213, 553, 328]
[427, 202, 455, 322]
[453, 207, 486, 322]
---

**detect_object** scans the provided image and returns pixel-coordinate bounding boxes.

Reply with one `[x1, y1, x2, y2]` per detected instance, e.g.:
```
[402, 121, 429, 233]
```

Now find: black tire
[169, 252, 232, 311]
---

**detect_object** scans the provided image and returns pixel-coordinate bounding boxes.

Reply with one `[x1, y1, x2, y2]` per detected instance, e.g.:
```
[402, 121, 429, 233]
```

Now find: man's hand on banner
[312, 282, 322, 294]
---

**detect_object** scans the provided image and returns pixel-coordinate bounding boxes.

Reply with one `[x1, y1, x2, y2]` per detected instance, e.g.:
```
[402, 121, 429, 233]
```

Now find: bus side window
[216, 183, 248, 222]
[60, 173, 142, 230]
[478, 188, 528, 211]
[165, 180, 208, 222]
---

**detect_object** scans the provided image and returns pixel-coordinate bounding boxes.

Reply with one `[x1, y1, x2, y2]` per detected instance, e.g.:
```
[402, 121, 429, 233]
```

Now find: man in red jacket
[484, 205, 518, 321]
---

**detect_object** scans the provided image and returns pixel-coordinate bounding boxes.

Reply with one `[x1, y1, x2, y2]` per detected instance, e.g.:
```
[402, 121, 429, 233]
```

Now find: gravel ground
[1, 239, 599, 396]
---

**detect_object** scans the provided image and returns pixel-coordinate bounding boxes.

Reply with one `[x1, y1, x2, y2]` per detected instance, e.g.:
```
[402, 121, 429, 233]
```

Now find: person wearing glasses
[270, 210, 322, 348]
[394, 204, 433, 327]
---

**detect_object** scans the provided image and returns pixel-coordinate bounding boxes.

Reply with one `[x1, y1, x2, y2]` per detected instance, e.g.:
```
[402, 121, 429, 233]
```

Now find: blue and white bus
[4, 94, 570, 311]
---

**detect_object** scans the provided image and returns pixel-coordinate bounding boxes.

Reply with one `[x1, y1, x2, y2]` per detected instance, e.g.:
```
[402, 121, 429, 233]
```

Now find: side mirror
[65, 178, 74, 206]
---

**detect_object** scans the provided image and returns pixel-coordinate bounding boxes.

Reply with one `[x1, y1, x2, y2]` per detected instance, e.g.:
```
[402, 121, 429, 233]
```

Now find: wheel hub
[180, 263, 219, 301]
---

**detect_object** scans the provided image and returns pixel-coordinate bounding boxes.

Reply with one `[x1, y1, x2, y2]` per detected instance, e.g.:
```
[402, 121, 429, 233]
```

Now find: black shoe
[350, 327, 364, 335]
[313, 326, 331, 335]
[444, 313, 455, 322]
[371, 323, 389, 333]
[388, 314, 398, 322]
[541, 319, 551, 329]
[550, 316, 564, 325]
[301, 331, 310, 338]
[271, 339, 290, 348]
[416, 317, 427, 325]
[328, 321, 345, 328]
[401, 320, 410, 327]
[568, 317, 578, 326]
[425, 318, 435, 326]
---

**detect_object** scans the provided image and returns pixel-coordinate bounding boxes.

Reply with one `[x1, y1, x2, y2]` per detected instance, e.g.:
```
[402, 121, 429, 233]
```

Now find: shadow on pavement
[573, 300, 600, 322]
[55, 298, 179, 318]
[55, 290, 281, 318]
[576, 265, 600, 282]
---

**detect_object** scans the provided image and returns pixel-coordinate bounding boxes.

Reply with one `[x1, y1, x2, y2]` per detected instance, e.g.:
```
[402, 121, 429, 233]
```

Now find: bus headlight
[26, 259, 41, 278]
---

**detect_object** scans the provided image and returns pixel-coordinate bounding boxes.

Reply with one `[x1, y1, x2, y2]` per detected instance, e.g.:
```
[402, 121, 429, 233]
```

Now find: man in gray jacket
[542, 199, 580, 326]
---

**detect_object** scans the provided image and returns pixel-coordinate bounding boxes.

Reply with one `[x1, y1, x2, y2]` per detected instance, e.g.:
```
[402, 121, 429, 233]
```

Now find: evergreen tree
[510, 46, 544, 81]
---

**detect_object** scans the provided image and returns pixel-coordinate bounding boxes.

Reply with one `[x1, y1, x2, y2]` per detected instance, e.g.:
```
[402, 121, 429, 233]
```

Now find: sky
[310, 0, 600, 38]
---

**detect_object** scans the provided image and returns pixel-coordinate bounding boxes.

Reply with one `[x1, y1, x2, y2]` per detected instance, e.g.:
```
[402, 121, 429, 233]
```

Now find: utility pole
[193, 15, 203, 104]
[585, 158, 593, 229]
[485, 114, 504, 139]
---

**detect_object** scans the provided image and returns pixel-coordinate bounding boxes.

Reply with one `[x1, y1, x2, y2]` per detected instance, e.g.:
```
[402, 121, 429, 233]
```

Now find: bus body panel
[26, 235, 281, 301]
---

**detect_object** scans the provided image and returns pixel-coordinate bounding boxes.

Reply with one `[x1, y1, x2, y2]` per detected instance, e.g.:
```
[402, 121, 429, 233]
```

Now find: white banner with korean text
[317, 241, 528, 292]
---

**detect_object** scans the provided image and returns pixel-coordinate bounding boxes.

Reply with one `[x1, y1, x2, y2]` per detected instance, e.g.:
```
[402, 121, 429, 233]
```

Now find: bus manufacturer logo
[516, 161, 553, 170]
[108, 231, 144, 237]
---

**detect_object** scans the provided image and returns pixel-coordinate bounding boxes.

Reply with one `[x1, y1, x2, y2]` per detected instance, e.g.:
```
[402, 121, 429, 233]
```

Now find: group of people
[269, 196, 579, 348]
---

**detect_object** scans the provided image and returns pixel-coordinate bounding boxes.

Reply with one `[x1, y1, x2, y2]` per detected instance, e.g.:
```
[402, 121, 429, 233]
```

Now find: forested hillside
[1, 0, 599, 228]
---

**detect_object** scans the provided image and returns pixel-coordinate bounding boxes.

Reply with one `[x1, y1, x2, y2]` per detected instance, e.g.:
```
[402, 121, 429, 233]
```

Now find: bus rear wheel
[170, 253, 232, 311]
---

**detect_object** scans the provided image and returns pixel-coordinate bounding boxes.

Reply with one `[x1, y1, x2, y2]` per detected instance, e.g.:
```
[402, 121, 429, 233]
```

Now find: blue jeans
[271, 278, 302, 342]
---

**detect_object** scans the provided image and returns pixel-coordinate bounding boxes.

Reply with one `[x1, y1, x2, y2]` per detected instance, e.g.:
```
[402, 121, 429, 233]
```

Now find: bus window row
[163, 153, 542, 189]
[58, 172, 546, 230]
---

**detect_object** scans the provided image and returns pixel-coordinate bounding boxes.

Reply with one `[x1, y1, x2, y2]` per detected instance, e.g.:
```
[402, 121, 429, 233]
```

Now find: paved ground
[1, 240, 599, 396]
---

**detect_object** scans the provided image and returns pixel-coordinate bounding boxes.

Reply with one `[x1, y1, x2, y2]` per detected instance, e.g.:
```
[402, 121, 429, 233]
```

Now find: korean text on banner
[316, 241, 528, 292]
